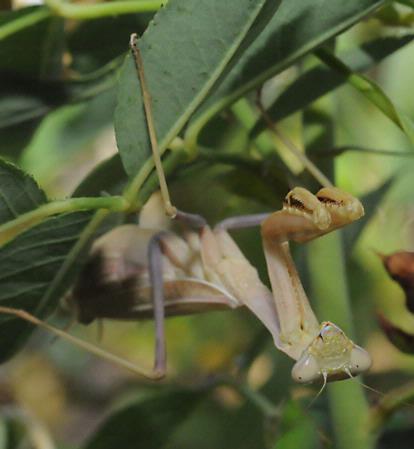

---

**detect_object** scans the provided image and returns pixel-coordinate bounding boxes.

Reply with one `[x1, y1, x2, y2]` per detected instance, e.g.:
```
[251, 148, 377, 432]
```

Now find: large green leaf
[114, 0, 279, 177]
[83, 389, 203, 449]
[188, 0, 386, 139]
[0, 159, 46, 224]
[0, 211, 92, 362]
[250, 34, 414, 137]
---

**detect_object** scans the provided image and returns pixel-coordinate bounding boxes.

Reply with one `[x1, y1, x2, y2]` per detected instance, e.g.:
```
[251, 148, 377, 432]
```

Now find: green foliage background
[0, 1, 414, 448]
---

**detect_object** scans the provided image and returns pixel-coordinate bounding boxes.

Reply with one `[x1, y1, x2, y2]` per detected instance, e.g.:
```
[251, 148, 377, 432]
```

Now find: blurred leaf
[0, 6, 57, 75]
[190, 0, 386, 137]
[316, 48, 414, 146]
[343, 178, 394, 251]
[67, 14, 152, 73]
[378, 424, 414, 449]
[0, 211, 92, 362]
[0, 10, 129, 159]
[0, 6, 64, 156]
[302, 108, 334, 189]
[369, 381, 414, 433]
[20, 88, 116, 182]
[115, 0, 278, 177]
[73, 154, 127, 197]
[0, 159, 46, 224]
[219, 166, 286, 208]
[0, 419, 7, 449]
[251, 34, 414, 137]
[273, 401, 319, 449]
[83, 388, 203, 449]
[170, 392, 270, 449]
[379, 250, 414, 314]
[377, 313, 414, 354]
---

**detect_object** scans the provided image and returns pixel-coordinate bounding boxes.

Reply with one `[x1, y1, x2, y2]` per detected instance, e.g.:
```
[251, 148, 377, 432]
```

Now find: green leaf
[73, 154, 127, 197]
[188, 0, 386, 139]
[0, 9, 124, 158]
[115, 0, 278, 177]
[250, 34, 414, 137]
[0, 6, 55, 75]
[316, 47, 414, 146]
[0, 159, 46, 224]
[67, 14, 152, 73]
[83, 388, 203, 449]
[0, 211, 92, 362]
[273, 401, 319, 449]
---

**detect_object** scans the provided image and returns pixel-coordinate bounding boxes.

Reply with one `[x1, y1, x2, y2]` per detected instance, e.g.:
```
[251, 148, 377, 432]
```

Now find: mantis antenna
[129, 33, 177, 219]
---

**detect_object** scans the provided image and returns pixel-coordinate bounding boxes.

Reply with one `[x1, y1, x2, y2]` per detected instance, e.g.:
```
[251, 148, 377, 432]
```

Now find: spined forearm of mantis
[0, 34, 371, 385]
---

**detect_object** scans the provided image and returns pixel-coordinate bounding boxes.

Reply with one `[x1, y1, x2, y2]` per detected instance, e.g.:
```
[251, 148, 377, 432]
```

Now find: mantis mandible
[0, 34, 371, 387]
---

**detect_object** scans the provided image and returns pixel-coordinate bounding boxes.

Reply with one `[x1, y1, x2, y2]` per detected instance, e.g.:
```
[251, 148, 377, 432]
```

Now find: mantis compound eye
[348, 345, 372, 375]
[284, 187, 331, 230]
[291, 352, 320, 383]
[316, 187, 364, 221]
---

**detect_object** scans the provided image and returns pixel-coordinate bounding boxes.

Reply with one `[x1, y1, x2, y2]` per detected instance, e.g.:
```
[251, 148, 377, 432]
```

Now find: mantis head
[282, 186, 365, 234]
[291, 322, 371, 384]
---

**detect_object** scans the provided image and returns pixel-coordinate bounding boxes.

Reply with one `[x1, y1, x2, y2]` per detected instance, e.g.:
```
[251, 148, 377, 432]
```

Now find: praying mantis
[0, 34, 371, 387]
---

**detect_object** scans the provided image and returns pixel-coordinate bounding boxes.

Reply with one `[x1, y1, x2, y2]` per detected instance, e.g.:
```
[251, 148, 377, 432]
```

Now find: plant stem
[0, 196, 128, 245]
[44, 0, 164, 20]
[0, 7, 50, 41]
[307, 231, 373, 449]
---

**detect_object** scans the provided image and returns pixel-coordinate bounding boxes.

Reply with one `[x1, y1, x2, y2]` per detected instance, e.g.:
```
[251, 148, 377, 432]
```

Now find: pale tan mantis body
[0, 34, 371, 386]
